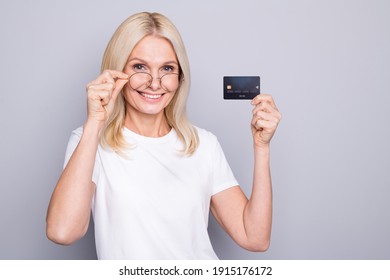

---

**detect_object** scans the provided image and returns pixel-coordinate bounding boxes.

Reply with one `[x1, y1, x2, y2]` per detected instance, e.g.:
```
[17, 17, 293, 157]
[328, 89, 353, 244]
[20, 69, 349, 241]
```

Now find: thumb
[112, 78, 129, 102]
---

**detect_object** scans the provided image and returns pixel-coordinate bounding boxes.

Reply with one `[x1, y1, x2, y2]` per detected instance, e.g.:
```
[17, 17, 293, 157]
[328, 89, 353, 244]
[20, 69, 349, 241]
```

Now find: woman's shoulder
[193, 125, 219, 144]
[70, 126, 84, 139]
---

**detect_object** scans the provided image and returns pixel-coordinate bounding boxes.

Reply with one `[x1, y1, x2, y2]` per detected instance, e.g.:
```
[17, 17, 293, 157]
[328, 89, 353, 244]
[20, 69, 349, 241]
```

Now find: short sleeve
[63, 127, 100, 185]
[209, 135, 239, 195]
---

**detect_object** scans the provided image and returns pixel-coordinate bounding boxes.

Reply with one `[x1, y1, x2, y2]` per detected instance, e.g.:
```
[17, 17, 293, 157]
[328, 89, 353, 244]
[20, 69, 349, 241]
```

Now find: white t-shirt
[64, 126, 238, 259]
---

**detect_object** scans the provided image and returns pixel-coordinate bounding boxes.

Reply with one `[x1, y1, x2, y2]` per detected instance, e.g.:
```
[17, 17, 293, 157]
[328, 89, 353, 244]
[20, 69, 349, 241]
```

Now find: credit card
[223, 76, 260, 100]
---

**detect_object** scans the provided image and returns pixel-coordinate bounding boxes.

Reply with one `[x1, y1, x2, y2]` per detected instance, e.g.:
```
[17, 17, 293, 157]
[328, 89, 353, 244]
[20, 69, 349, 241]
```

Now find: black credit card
[223, 76, 260, 100]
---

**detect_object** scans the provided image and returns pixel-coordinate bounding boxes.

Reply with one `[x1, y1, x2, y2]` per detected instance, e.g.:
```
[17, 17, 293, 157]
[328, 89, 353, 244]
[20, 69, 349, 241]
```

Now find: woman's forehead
[128, 35, 178, 65]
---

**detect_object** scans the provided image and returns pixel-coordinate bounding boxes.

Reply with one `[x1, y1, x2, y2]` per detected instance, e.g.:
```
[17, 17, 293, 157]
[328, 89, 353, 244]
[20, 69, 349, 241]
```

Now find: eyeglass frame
[128, 71, 183, 91]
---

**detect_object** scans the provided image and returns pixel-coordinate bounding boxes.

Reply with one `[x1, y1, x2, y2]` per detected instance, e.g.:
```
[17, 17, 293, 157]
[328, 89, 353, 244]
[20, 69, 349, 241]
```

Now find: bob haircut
[100, 12, 198, 156]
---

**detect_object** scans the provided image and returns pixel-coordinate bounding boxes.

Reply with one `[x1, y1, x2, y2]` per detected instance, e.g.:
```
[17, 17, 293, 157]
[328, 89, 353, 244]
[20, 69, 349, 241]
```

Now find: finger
[87, 79, 128, 110]
[100, 69, 129, 82]
[251, 112, 279, 128]
[253, 110, 278, 123]
[103, 69, 129, 80]
[253, 101, 282, 120]
[111, 78, 129, 102]
[98, 96, 108, 106]
[87, 88, 111, 106]
[91, 70, 129, 88]
[87, 84, 115, 103]
[251, 94, 278, 109]
[252, 118, 279, 131]
[251, 93, 274, 104]
[87, 81, 115, 95]
[252, 100, 272, 113]
[87, 82, 115, 92]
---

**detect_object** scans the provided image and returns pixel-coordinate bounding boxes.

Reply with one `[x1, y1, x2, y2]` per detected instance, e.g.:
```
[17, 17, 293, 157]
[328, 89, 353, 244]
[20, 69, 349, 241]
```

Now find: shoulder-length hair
[100, 12, 198, 155]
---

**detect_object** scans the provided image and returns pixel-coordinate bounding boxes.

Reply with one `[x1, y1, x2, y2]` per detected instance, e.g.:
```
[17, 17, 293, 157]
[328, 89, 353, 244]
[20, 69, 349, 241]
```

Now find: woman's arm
[46, 70, 129, 245]
[210, 94, 281, 251]
[46, 122, 99, 245]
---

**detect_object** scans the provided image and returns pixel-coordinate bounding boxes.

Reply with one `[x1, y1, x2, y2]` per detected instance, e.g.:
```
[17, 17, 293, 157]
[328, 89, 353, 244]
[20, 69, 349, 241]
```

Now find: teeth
[140, 92, 162, 99]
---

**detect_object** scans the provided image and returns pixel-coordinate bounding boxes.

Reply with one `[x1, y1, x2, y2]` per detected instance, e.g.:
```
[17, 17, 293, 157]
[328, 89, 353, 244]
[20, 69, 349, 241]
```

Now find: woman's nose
[149, 76, 161, 90]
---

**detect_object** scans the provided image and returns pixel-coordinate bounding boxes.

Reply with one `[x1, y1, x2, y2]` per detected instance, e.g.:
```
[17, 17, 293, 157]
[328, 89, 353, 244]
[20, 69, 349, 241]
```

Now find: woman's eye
[133, 64, 146, 71]
[162, 65, 175, 72]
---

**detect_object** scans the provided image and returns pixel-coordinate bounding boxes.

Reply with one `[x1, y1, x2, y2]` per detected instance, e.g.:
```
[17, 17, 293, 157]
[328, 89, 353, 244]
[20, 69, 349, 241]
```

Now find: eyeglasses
[128, 72, 180, 92]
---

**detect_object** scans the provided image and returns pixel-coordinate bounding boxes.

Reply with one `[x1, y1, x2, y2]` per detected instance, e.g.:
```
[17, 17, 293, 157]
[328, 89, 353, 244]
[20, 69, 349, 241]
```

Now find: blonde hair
[100, 12, 198, 155]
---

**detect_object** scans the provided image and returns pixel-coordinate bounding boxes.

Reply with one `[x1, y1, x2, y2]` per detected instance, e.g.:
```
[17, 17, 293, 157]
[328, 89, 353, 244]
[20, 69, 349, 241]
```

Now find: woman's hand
[251, 94, 282, 149]
[86, 70, 129, 125]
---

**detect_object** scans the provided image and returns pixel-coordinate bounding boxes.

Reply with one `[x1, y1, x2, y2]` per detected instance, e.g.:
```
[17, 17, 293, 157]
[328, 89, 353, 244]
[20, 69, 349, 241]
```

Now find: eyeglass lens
[129, 72, 179, 91]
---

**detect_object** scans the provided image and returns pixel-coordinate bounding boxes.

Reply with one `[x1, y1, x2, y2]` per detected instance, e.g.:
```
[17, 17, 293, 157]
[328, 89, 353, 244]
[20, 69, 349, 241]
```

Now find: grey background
[1, 0, 389, 260]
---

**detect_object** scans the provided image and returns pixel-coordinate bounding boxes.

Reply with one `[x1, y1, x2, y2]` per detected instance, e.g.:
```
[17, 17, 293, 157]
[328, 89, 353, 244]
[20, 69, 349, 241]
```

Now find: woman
[46, 12, 281, 259]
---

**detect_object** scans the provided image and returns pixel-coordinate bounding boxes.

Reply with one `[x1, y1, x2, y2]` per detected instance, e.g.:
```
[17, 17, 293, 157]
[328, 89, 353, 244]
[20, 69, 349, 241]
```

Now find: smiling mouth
[138, 91, 164, 99]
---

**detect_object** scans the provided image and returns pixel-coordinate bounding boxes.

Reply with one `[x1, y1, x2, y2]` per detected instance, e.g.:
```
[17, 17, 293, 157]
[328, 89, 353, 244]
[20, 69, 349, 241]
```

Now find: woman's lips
[138, 91, 164, 100]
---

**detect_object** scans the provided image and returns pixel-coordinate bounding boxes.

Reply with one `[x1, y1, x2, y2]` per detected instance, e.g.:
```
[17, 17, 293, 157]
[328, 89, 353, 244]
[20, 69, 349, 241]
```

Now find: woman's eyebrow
[127, 57, 178, 65]
[127, 57, 147, 64]
[163, 60, 179, 65]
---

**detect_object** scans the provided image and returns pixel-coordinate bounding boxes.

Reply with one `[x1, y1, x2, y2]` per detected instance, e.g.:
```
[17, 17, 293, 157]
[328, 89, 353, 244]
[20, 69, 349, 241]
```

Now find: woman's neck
[124, 109, 171, 138]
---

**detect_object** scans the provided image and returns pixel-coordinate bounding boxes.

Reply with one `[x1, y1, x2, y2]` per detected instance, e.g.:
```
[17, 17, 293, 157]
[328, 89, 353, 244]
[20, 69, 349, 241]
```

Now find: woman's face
[122, 35, 180, 117]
